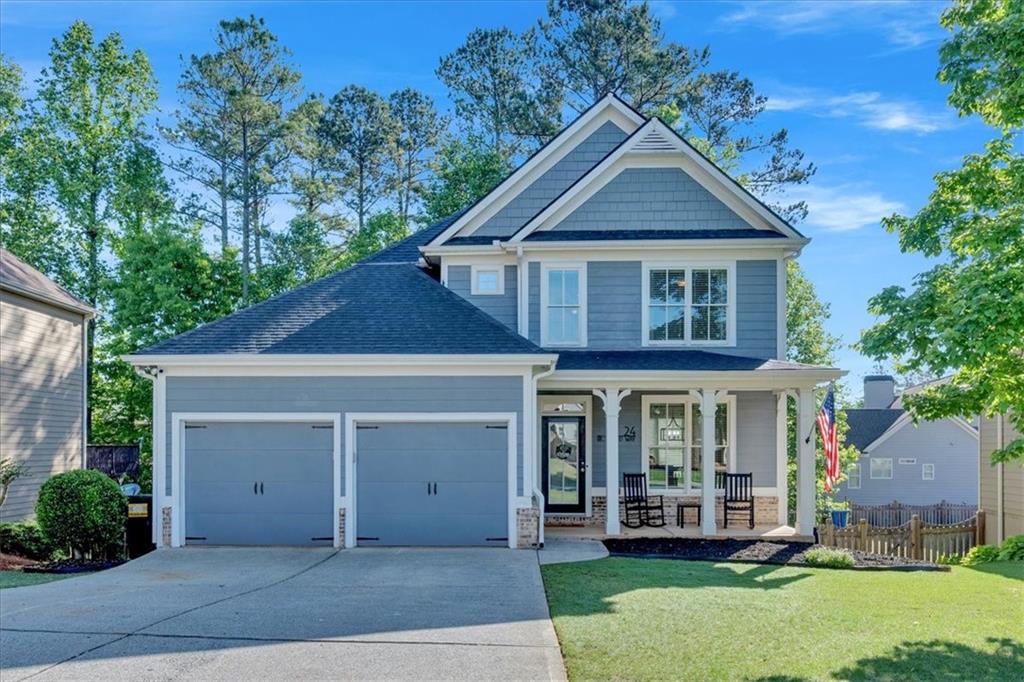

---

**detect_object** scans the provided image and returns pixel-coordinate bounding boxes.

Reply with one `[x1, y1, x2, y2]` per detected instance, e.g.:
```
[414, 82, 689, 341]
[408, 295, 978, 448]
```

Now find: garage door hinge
[485, 425, 508, 430]
[311, 425, 333, 429]
[357, 425, 379, 430]
[486, 537, 509, 542]
[185, 425, 207, 429]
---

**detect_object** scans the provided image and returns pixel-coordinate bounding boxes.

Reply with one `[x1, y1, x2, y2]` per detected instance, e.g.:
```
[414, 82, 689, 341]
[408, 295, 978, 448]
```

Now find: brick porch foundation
[546, 495, 779, 530]
[516, 504, 541, 548]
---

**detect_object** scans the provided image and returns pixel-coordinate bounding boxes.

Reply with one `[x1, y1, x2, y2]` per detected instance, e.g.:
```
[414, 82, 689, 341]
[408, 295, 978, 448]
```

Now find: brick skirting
[338, 507, 346, 548]
[547, 495, 779, 529]
[516, 505, 541, 548]
[161, 506, 172, 547]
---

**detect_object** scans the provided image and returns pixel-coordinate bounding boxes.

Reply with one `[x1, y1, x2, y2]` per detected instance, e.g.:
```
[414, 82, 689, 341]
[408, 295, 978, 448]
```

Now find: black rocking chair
[622, 473, 666, 528]
[718, 472, 755, 529]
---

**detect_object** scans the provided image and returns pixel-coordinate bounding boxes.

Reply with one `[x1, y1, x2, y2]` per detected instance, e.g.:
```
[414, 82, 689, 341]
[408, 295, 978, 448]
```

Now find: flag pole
[803, 381, 835, 444]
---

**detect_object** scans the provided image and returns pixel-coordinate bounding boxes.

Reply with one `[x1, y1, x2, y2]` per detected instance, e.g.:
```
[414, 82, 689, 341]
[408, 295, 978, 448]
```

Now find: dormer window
[471, 265, 504, 295]
[642, 263, 735, 346]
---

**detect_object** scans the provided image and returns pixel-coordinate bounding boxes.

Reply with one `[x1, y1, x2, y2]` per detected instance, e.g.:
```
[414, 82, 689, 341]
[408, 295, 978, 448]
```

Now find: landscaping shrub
[804, 547, 855, 569]
[962, 544, 1000, 566]
[997, 534, 1024, 562]
[0, 521, 58, 561]
[35, 470, 126, 559]
[936, 553, 962, 566]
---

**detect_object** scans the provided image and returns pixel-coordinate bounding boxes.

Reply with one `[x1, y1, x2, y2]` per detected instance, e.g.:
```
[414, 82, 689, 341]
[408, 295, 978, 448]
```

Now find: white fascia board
[1, 281, 96, 318]
[542, 368, 845, 391]
[422, 240, 804, 260]
[124, 353, 558, 368]
[427, 95, 644, 247]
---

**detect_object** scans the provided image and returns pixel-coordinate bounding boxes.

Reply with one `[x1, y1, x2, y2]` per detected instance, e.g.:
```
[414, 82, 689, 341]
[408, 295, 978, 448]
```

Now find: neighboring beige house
[979, 412, 1023, 544]
[0, 247, 94, 521]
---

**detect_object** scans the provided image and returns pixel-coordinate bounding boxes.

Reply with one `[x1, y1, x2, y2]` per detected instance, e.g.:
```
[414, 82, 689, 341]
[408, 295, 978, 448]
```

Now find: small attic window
[471, 265, 504, 295]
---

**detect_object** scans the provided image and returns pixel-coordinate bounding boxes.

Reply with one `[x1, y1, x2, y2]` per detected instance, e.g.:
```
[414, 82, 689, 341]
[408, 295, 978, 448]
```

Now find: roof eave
[420, 236, 808, 259]
[0, 281, 96, 317]
[124, 353, 559, 368]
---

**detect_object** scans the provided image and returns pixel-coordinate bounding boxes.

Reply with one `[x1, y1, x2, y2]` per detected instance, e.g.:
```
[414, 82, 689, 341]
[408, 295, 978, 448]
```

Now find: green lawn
[542, 558, 1023, 681]
[0, 570, 78, 589]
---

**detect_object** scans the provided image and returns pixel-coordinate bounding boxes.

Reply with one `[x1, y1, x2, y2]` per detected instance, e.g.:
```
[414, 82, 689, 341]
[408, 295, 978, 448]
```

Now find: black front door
[542, 416, 586, 514]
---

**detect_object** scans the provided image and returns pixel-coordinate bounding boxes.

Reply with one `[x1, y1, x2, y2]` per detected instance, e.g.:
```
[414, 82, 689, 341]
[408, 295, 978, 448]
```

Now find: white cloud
[766, 87, 955, 134]
[786, 184, 904, 232]
[650, 1, 679, 20]
[718, 1, 942, 50]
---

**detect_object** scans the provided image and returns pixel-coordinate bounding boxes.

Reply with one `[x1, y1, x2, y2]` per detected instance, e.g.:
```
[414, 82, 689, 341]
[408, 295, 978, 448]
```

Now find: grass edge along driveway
[542, 558, 1023, 681]
[0, 571, 77, 590]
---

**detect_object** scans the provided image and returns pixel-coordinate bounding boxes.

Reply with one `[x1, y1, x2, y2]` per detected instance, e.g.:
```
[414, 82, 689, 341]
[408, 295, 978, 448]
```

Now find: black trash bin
[126, 494, 156, 559]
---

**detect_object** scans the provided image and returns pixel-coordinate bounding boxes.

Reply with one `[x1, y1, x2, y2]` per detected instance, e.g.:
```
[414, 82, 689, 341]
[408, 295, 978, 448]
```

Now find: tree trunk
[254, 195, 263, 270]
[220, 161, 229, 254]
[240, 126, 251, 304]
[358, 163, 365, 231]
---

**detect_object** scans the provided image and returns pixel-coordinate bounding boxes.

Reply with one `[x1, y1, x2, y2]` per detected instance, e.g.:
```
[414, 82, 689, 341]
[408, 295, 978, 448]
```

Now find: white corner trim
[539, 262, 588, 347]
[777, 255, 787, 360]
[639, 261, 737, 348]
[470, 264, 505, 295]
[427, 95, 644, 246]
[169, 412, 343, 549]
[345, 412, 519, 549]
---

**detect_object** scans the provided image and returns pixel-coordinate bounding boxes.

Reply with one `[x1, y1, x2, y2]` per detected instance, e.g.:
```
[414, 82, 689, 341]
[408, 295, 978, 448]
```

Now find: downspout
[997, 415, 1005, 543]
[531, 360, 557, 548]
[515, 245, 528, 338]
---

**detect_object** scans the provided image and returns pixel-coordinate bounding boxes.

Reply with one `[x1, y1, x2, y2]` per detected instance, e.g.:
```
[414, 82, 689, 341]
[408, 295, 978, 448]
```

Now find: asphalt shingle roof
[0, 247, 92, 314]
[844, 408, 905, 452]
[553, 350, 831, 372]
[138, 261, 545, 356]
[364, 212, 463, 263]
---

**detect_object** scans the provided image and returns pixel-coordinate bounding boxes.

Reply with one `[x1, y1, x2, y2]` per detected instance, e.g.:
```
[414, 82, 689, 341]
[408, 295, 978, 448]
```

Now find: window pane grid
[647, 400, 730, 492]
[546, 268, 581, 344]
[647, 266, 728, 343]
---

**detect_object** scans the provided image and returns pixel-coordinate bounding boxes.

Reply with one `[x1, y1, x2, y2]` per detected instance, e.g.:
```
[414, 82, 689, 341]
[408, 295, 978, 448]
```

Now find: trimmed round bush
[35, 470, 126, 558]
[997, 534, 1024, 562]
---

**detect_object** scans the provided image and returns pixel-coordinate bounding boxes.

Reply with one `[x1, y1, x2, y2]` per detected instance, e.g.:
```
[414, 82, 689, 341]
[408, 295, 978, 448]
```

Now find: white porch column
[776, 391, 790, 526]
[796, 387, 817, 536]
[594, 387, 631, 534]
[700, 388, 720, 536]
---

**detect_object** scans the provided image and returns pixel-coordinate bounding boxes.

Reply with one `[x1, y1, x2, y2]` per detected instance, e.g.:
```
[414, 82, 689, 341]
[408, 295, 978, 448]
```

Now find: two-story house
[128, 94, 843, 550]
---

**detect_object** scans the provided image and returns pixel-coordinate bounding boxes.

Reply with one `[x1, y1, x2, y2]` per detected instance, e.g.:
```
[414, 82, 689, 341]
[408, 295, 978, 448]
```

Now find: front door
[542, 416, 586, 514]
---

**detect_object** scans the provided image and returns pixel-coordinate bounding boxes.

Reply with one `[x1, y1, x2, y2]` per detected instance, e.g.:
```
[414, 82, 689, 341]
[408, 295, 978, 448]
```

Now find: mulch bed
[21, 558, 123, 574]
[0, 552, 37, 571]
[603, 537, 946, 571]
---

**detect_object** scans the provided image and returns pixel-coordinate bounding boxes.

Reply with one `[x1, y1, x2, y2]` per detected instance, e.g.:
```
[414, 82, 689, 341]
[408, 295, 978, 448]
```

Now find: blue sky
[0, 1, 994, 393]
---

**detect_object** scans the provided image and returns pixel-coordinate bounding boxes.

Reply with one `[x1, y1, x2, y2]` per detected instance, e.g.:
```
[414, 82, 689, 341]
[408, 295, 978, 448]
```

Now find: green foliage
[859, 1, 1024, 463]
[962, 544, 1001, 566]
[937, 553, 963, 566]
[35, 470, 126, 558]
[321, 85, 399, 230]
[0, 458, 28, 509]
[804, 547, 855, 569]
[339, 211, 410, 269]
[939, 0, 1024, 131]
[997, 534, 1024, 561]
[422, 136, 511, 223]
[389, 88, 443, 224]
[0, 522, 59, 561]
[437, 26, 561, 159]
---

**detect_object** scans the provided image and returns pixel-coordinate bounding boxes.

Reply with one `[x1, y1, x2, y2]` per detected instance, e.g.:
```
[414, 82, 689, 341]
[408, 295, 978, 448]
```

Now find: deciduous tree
[421, 136, 510, 223]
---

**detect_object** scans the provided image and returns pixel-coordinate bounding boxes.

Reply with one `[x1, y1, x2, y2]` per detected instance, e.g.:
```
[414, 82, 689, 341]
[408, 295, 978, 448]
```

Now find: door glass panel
[547, 422, 580, 505]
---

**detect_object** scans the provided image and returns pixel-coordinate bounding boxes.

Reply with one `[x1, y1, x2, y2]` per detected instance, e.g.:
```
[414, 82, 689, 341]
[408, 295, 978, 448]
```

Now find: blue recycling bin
[831, 509, 850, 528]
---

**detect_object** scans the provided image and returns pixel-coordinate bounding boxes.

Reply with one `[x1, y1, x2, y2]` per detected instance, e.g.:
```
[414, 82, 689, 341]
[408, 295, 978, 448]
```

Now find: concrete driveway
[0, 548, 566, 681]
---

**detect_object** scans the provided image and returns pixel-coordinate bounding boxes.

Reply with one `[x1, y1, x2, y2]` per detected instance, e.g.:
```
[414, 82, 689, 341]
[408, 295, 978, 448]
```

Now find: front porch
[524, 360, 844, 547]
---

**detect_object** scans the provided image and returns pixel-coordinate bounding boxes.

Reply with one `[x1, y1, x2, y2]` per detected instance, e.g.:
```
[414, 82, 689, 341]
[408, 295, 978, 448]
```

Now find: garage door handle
[427, 482, 431, 496]
[433, 482, 437, 495]
[260, 482, 264, 495]
[254, 482, 258, 495]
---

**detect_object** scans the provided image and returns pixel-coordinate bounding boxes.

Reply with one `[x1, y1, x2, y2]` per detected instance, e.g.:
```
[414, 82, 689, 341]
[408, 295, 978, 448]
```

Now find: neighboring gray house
[836, 376, 978, 506]
[0, 248, 94, 522]
[127, 95, 844, 549]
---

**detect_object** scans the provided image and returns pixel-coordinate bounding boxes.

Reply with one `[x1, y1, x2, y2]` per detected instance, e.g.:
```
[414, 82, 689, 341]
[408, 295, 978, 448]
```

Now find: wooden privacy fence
[848, 500, 977, 527]
[820, 511, 985, 562]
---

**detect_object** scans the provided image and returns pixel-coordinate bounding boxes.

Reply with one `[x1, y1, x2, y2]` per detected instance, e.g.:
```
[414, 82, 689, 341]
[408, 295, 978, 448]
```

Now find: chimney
[864, 375, 896, 409]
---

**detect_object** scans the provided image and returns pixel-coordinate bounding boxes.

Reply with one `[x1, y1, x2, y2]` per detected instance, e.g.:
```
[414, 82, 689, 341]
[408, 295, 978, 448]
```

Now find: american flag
[817, 385, 840, 492]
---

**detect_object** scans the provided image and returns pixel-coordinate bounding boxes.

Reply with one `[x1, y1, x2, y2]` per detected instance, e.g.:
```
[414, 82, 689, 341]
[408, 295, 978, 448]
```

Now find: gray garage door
[356, 421, 509, 546]
[184, 422, 333, 546]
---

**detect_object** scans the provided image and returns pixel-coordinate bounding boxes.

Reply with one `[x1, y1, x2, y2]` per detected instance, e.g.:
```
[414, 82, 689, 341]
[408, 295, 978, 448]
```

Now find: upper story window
[541, 264, 586, 346]
[643, 263, 734, 346]
[847, 463, 862, 489]
[471, 265, 504, 295]
[870, 457, 893, 480]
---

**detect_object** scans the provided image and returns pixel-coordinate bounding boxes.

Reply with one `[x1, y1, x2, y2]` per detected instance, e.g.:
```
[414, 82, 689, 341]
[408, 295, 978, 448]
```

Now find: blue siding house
[128, 94, 844, 550]
[837, 376, 978, 506]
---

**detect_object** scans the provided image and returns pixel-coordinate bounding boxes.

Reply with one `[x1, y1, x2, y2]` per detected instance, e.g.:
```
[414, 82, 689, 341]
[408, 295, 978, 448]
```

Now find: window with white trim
[870, 457, 893, 479]
[847, 463, 861, 489]
[922, 463, 935, 481]
[542, 265, 584, 346]
[643, 264, 733, 345]
[642, 395, 734, 493]
[471, 265, 503, 295]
